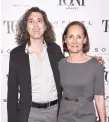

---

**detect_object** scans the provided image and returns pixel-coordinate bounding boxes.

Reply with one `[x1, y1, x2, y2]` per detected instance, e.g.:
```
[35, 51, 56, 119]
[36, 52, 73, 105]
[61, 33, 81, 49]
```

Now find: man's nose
[34, 22, 38, 27]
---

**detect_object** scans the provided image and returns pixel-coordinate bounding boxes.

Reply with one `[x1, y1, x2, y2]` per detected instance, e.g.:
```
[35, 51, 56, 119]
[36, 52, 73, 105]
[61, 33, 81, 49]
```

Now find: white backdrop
[1, 0, 109, 122]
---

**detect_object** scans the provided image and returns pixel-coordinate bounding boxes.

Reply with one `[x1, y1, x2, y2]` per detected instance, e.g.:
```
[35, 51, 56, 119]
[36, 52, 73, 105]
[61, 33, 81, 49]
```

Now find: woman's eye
[77, 36, 82, 39]
[68, 35, 73, 39]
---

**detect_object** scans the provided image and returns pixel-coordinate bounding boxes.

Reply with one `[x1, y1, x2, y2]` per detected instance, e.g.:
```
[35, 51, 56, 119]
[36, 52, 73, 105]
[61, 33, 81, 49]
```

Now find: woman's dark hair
[62, 21, 90, 53]
[16, 7, 56, 45]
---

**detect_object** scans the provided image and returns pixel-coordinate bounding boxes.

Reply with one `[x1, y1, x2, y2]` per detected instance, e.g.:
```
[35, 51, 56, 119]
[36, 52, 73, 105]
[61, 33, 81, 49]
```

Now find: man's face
[27, 12, 47, 41]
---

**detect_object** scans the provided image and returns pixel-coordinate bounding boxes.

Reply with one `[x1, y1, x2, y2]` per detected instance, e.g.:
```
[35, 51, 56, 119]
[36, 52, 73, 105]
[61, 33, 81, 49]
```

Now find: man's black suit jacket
[7, 42, 64, 122]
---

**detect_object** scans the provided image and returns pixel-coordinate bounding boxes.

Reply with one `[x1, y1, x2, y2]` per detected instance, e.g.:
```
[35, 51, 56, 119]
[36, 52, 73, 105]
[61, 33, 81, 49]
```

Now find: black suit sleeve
[56, 45, 64, 95]
[57, 45, 65, 62]
[7, 52, 18, 122]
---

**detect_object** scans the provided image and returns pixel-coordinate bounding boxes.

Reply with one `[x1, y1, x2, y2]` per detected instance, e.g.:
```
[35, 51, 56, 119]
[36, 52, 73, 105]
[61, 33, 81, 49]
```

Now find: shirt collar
[25, 41, 47, 54]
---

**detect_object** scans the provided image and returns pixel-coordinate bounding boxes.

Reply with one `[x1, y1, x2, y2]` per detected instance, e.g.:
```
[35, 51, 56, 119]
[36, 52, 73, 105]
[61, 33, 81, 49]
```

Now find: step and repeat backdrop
[1, 0, 109, 122]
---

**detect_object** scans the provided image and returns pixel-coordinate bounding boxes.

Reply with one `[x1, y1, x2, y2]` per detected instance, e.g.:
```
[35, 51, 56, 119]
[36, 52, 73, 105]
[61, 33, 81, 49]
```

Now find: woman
[58, 21, 106, 122]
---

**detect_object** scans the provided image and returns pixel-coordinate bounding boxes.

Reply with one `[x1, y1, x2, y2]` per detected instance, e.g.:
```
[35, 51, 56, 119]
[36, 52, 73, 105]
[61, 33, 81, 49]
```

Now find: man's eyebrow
[37, 18, 43, 20]
[28, 18, 43, 20]
[28, 18, 33, 20]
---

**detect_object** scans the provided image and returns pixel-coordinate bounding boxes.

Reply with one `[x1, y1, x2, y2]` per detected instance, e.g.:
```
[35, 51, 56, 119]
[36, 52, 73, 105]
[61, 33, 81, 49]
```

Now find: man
[7, 7, 64, 122]
[7, 7, 103, 122]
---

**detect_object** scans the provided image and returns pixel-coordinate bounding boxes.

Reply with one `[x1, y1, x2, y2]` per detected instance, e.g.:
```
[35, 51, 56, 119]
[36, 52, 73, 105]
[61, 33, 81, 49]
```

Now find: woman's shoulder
[90, 57, 104, 71]
[90, 57, 103, 65]
[58, 58, 66, 65]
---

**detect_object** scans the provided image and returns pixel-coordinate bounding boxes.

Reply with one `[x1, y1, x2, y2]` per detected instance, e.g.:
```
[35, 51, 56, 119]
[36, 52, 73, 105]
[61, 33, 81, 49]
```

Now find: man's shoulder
[47, 42, 59, 47]
[10, 43, 26, 54]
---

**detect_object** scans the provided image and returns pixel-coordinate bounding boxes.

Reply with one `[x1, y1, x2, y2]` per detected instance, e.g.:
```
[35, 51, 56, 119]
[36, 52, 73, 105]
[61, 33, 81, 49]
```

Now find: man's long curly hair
[16, 7, 56, 45]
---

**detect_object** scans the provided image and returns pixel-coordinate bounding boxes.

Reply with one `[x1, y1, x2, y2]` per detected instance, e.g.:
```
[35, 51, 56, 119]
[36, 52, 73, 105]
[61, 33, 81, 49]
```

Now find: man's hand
[94, 56, 104, 64]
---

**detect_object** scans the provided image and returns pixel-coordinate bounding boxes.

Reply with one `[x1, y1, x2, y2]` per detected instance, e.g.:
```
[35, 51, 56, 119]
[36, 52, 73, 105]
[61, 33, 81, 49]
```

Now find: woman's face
[65, 25, 87, 54]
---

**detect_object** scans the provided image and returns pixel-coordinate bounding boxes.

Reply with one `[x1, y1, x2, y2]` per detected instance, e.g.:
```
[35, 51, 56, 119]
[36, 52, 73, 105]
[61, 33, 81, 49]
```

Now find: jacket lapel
[47, 43, 58, 85]
[19, 43, 31, 91]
